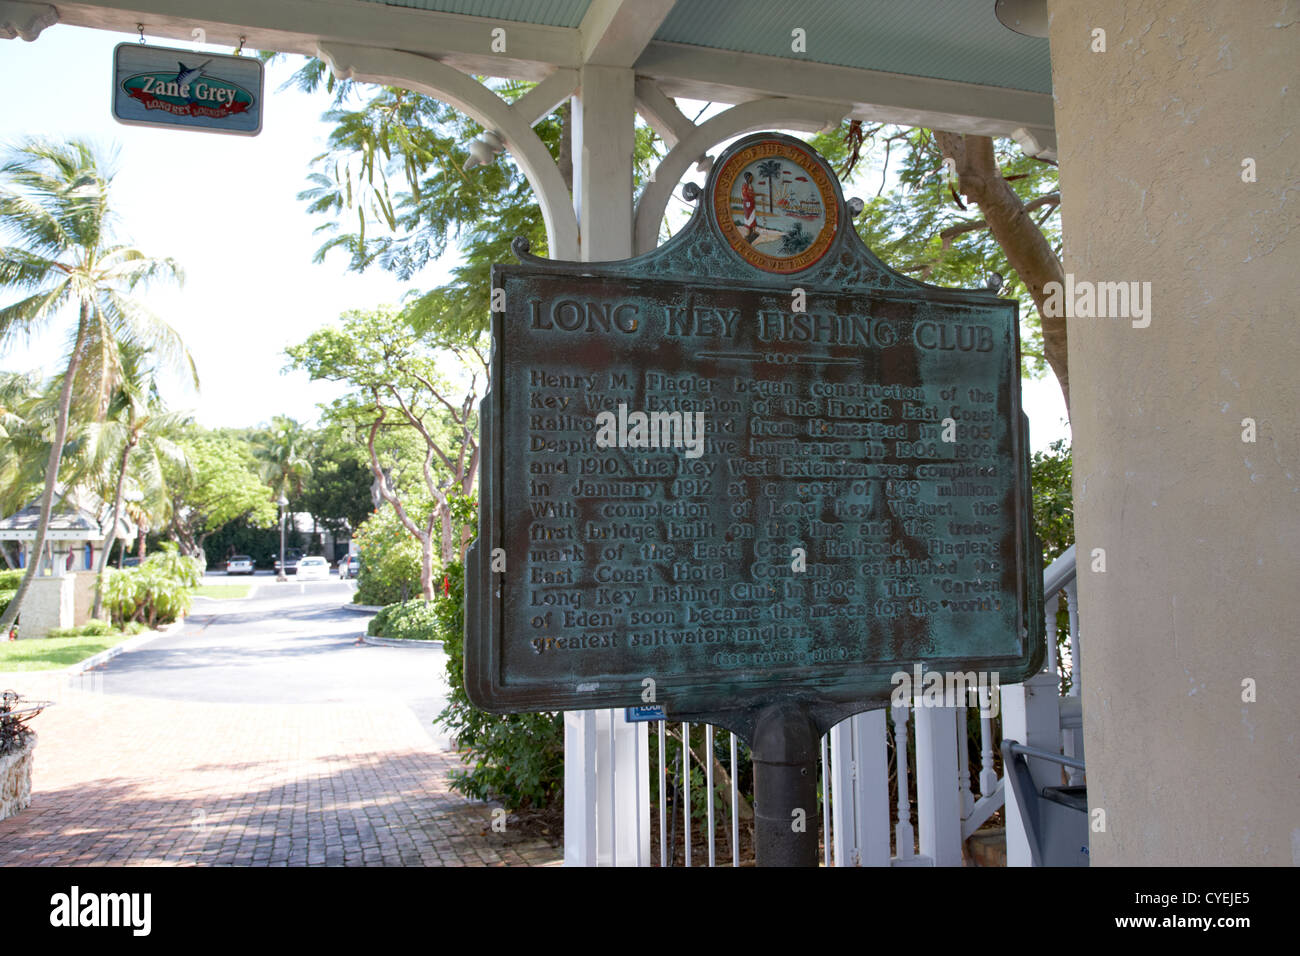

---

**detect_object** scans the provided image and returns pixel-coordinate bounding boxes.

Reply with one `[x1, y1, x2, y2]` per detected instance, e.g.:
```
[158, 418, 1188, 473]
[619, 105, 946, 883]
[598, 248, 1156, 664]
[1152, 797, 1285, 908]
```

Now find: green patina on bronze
[466, 133, 1043, 736]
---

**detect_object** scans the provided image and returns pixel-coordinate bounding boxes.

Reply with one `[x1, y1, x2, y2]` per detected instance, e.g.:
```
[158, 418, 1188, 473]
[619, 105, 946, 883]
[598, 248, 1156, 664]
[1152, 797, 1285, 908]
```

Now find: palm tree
[254, 416, 313, 568]
[757, 159, 784, 213]
[0, 137, 190, 632]
[0, 371, 42, 568]
[72, 342, 191, 617]
[255, 415, 313, 506]
[0, 371, 42, 517]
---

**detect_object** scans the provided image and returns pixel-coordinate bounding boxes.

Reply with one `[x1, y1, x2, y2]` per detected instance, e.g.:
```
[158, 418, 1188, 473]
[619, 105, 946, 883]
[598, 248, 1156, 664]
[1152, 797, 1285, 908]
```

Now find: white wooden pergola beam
[579, 0, 677, 69]
[512, 68, 579, 127]
[0, 1, 56, 40]
[318, 42, 579, 260]
[50, 0, 580, 80]
[41, 1, 1055, 140]
[633, 77, 696, 150]
[637, 41, 1056, 140]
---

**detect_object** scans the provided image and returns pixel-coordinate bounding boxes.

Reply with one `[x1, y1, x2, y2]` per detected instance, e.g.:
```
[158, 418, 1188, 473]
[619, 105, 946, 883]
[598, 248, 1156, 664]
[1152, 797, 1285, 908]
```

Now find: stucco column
[1048, 1, 1298, 864]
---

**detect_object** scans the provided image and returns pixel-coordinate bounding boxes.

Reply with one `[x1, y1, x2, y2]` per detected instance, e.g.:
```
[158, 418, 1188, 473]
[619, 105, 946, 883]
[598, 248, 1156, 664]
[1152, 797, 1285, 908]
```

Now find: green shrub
[367, 599, 441, 640]
[47, 618, 116, 638]
[0, 569, 21, 618]
[434, 559, 565, 810]
[1031, 438, 1075, 692]
[100, 544, 201, 627]
[46, 620, 146, 638]
[352, 508, 422, 605]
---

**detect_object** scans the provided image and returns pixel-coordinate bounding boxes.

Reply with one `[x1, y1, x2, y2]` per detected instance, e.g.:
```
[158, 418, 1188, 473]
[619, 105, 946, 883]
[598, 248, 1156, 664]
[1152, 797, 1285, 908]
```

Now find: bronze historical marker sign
[466, 133, 1043, 729]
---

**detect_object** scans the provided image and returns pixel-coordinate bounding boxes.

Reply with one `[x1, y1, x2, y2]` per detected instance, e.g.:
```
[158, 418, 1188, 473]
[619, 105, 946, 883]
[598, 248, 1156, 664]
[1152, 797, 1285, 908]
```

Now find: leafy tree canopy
[811, 125, 1060, 380]
[166, 431, 276, 559]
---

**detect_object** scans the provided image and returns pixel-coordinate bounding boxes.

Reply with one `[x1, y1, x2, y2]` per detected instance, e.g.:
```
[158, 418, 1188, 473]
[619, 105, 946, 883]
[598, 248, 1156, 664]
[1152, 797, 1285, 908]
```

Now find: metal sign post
[467, 133, 1044, 865]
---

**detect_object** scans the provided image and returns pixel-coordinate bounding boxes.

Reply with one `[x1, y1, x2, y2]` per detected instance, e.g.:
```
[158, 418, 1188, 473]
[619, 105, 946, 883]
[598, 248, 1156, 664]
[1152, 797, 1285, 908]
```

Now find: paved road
[107, 574, 451, 744]
[0, 574, 561, 866]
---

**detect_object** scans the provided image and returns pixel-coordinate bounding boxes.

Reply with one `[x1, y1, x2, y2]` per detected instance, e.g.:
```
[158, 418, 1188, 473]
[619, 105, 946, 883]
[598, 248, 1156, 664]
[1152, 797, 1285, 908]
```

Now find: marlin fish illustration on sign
[175, 59, 212, 97]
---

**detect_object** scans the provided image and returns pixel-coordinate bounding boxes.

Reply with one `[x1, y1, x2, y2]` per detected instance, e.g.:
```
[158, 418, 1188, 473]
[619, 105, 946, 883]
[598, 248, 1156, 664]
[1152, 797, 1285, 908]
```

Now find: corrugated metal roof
[351, 0, 1050, 93]
[652, 0, 1051, 94]
[356, 0, 592, 29]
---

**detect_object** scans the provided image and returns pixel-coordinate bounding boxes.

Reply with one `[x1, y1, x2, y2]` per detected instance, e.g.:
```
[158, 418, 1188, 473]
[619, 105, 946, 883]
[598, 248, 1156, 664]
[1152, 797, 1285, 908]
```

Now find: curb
[69, 616, 187, 675]
[341, 604, 382, 614]
[360, 635, 443, 649]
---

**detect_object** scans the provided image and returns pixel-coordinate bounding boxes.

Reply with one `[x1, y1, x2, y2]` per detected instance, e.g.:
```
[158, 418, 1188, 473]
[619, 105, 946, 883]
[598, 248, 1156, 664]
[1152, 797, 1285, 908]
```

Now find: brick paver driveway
[0, 576, 560, 867]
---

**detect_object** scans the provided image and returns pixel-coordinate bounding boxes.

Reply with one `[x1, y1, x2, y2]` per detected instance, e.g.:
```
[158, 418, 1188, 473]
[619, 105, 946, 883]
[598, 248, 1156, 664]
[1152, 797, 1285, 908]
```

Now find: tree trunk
[170, 509, 199, 559]
[93, 435, 135, 619]
[195, 530, 211, 571]
[419, 534, 434, 602]
[0, 309, 91, 632]
[933, 131, 1070, 411]
[365, 412, 435, 601]
[437, 499, 454, 566]
[0, 542, 15, 570]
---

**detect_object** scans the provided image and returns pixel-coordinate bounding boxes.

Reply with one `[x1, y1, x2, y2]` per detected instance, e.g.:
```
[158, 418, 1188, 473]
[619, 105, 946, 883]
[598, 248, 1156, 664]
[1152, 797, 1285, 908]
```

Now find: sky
[0, 24, 1069, 449]
[0, 25, 425, 430]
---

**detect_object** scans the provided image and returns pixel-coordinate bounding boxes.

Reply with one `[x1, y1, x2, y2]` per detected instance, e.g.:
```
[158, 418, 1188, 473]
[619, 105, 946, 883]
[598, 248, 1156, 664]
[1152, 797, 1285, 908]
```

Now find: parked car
[296, 555, 330, 581]
[121, 556, 141, 568]
[273, 547, 304, 576]
[339, 554, 361, 579]
[226, 554, 255, 575]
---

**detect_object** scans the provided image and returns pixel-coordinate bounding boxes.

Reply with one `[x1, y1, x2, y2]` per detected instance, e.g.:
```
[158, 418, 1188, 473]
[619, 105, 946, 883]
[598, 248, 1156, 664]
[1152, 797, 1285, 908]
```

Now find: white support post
[1000, 670, 1063, 866]
[563, 709, 650, 866]
[564, 710, 599, 866]
[913, 704, 963, 866]
[830, 709, 891, 866]
[563, 63, 648, 866]
[612, 708, 650, 865]
[572, 64, 635, 260]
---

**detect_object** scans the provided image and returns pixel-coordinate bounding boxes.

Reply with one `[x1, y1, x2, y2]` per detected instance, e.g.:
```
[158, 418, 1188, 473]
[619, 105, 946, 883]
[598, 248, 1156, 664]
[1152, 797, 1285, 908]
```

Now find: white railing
[571, 546, 1081, 865]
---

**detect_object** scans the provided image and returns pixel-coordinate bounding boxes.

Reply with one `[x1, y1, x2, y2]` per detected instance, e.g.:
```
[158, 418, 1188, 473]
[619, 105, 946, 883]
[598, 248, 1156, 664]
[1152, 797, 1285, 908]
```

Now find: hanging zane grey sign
[112, 43, 263, 136]
[466, 133, 1044, 728]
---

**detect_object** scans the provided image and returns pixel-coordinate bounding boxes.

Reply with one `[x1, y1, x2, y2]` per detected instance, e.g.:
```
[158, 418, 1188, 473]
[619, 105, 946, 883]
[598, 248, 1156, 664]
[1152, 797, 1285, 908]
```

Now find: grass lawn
[193, 583, 254, 599]
[0, 631, 137, 672]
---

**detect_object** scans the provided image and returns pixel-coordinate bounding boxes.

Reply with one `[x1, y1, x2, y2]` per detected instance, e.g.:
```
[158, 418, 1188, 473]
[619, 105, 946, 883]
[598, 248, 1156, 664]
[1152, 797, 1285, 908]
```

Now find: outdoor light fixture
[994, 0, 1049, 38]
[463, 130, 506, 170]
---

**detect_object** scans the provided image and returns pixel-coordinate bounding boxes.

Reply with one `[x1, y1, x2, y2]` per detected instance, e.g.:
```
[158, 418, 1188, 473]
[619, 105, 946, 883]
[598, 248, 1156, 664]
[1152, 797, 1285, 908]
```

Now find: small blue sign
[625, 706, 666, 722]
[112, 42, 263, 136]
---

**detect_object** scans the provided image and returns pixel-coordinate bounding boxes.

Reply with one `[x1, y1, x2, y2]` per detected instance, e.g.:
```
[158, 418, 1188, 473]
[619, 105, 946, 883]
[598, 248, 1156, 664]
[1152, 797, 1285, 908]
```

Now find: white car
[226, 555, 255, 575]
[295, 556, 330, 581]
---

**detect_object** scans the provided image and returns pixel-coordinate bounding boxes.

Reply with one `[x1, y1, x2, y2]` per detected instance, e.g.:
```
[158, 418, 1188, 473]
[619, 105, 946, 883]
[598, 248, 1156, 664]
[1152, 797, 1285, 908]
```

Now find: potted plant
[0, 690, 50, 823]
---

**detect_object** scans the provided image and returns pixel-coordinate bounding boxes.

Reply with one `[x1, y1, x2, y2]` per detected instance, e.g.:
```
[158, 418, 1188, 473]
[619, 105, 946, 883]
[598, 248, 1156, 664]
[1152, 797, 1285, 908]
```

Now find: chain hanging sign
[112, 41, 263, 136]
